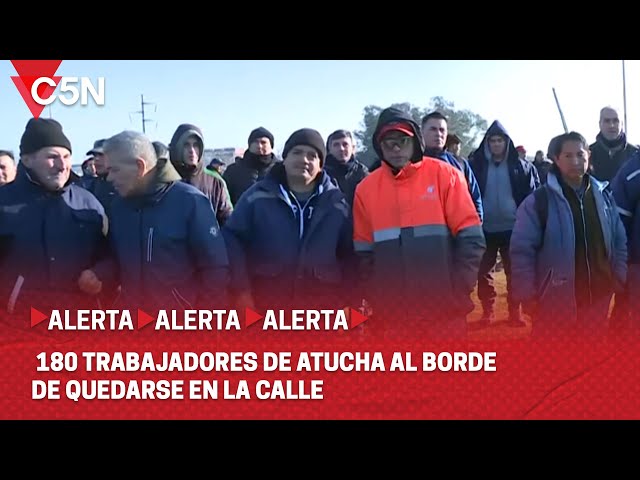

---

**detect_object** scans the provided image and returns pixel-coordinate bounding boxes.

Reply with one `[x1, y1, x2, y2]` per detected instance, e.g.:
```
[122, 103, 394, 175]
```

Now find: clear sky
[1, 60, 637, 163]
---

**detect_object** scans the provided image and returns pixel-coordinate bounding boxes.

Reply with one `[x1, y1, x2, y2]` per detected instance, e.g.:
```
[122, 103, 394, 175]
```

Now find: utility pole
[552, 87, 569, 133]
[130, 94, 156, 134]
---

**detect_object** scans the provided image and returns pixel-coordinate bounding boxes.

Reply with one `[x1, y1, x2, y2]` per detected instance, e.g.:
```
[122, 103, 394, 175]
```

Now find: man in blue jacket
[81, 130, 229, 312]
[422, 112, 483, 223]
[611, 148, 640, 334]
[223, 128, 355, 312]
[0, 118, 109, 327]
[511, 132, 627, 339]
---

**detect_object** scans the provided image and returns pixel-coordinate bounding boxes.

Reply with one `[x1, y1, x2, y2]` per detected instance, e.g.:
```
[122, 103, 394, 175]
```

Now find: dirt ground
[466, 269, 531, 341]
[466, 267, 617, 342]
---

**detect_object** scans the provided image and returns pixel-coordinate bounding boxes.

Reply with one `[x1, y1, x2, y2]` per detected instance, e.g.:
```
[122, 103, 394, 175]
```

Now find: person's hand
[78, 270, 103, 295]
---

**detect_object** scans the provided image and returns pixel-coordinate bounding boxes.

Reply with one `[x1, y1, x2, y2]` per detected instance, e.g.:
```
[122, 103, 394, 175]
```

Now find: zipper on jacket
[147, 227, 154, 262]
[579, 199, 593, 305]
[279, 185, 319, 240]
[137, 210, 144, 291]
[7, 275, 25, 314]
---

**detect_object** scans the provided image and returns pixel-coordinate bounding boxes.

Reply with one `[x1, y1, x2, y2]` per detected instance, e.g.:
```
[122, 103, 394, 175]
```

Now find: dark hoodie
[169, 124, 233, 226]
[372, 107, 425, 171]
[223, 150, 279, 205]
[366, 108, 424, 173]
[469, 120, 539, 209]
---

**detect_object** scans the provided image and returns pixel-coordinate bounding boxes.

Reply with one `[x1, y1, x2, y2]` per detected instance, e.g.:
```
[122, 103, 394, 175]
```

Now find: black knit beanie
[248, 127, 274, 148]
[282, 128, 326, 165]
[19, 118, 72, 156]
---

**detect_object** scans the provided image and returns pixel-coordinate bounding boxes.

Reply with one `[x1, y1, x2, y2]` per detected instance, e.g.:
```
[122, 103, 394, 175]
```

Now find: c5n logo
[10, 60, 105, 118]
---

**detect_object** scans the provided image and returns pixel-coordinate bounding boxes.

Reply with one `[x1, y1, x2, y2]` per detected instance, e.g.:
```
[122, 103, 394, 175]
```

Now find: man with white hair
[79, 131, 229, 312]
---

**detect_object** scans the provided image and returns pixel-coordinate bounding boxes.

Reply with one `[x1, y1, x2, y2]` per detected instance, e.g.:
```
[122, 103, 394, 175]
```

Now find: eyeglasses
[380, 136, 413, 150]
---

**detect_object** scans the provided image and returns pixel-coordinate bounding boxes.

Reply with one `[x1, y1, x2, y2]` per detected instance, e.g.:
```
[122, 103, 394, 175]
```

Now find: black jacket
[324, 154, 369, 207]
[0, 164, 109, 315]
[589, 132, 639, 182]
[223, 151, 279, 204]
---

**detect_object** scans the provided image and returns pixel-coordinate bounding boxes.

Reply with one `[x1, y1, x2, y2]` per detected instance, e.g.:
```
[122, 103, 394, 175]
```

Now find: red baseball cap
[516, 145, 526, 153]
[377, 122, 415, 142]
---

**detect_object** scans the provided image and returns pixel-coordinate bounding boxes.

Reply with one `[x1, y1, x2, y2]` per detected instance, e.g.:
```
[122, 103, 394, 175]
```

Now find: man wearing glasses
[352, 107, 486, 340]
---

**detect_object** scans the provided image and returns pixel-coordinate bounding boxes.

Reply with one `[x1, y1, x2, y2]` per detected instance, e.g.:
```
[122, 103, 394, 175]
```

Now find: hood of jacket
[372, 107, 424, 167]
[476, 120, 518, 164]
[169, 123, 205, 179]
[125, 157, 182, 208]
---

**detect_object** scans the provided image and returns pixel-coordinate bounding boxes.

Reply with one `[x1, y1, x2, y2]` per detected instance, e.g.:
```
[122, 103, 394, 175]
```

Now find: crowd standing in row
[0, 105, 637, 339]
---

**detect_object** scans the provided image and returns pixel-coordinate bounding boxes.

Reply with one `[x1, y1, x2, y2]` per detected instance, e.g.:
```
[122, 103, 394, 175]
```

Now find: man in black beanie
[223, 128, 356, 313]
[223, 126, 279, 204]
[0, 118, 110, 328]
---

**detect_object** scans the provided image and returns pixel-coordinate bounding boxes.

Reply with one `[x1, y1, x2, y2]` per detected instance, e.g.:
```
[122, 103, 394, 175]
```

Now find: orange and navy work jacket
[352, 157, 486, 320]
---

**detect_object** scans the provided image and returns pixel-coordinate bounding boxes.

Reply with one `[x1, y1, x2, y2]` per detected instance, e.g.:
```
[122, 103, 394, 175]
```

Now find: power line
[129, 94, 157, 134]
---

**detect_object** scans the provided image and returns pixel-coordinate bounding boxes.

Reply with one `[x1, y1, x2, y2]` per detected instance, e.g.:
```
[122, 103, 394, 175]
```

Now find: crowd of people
[0, 104, 638, 339]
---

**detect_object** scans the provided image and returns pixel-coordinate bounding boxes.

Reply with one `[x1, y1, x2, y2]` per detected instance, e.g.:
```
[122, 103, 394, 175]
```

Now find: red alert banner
[1, 306, 639, 420]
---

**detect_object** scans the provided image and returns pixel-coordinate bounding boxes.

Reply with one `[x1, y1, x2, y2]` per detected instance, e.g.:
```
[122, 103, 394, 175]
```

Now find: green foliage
[354, 97, 488, 166]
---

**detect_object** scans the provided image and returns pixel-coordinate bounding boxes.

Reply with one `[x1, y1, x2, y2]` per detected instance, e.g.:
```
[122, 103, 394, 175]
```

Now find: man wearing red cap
[353, 107, 486, 340]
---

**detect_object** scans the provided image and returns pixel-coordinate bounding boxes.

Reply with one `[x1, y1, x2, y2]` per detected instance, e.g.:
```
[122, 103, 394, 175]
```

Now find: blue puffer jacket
[510, 171, 627, 325]
[611, 150, 640, 323]
[78, 175, 118, 219]
[425, 148, 484, 222]
[611, 150, 640, 265]
[222, 163, 355, 310]
[0, 164, 108, 314]
[101, 158, 229, 311]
